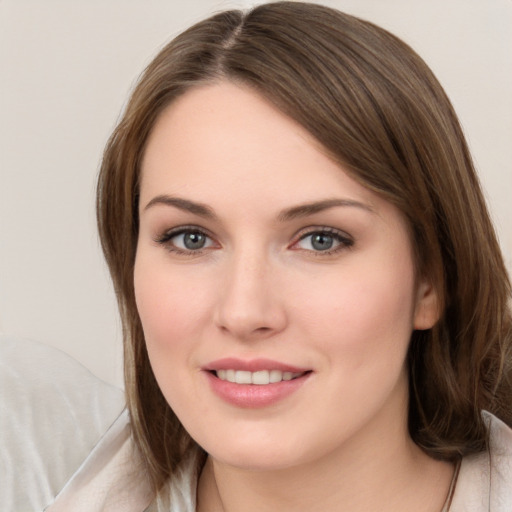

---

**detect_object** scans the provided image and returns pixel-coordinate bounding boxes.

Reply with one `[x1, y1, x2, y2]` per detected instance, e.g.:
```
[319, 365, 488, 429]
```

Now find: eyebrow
[277, 198, 375, 221]
[143, 195, 217, 219]
[143, 195, 374, 220]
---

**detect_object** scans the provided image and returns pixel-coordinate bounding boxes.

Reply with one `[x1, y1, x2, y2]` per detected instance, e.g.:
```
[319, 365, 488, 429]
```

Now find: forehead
[140, 82, 378, 211]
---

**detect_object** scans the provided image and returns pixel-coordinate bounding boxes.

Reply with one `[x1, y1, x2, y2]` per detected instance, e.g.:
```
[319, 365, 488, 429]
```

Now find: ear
[413, 279, 440, 330]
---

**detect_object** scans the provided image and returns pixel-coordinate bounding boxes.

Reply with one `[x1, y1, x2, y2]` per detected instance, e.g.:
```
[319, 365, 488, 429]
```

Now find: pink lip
[204, 357, 308, 373]
[202, 358, 312, 408]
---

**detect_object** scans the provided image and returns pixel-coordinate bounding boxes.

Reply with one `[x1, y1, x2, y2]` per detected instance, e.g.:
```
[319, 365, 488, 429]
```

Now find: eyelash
[154, 225, 216, 256]
[154, 226, 354, 256]
[291, 227, 354, 256]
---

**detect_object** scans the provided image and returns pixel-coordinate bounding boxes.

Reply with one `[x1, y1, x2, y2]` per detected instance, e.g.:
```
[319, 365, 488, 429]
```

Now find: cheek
[298, 259, 417, 361]
[133, 254, 210, 354]
[133, 254, 214, 414]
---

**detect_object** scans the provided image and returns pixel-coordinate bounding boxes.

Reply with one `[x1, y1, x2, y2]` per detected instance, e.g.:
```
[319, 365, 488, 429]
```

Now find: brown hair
[97, 1, 512, 490]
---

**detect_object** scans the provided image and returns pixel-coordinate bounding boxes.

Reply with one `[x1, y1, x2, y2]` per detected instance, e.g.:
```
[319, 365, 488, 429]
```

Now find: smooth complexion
[135, 82, 453, 512]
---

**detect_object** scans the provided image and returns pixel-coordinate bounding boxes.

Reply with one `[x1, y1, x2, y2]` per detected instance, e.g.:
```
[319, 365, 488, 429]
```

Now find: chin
[194, 425, 322, 472]
[211, 448, 305, 472]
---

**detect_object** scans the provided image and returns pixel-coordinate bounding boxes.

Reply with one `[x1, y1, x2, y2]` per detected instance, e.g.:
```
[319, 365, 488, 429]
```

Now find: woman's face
[135, 82, 438, 470]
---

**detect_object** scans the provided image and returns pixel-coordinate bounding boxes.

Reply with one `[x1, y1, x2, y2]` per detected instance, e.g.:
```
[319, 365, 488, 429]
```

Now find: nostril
[214, 299, 287, 339]
[254, 327, 272, 333]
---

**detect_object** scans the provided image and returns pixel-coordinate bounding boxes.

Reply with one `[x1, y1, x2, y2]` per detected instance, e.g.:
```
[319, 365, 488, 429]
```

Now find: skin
[135, 82, 453, 512]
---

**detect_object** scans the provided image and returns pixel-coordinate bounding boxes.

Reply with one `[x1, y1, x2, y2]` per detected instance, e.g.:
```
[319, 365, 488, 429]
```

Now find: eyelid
[153, 224, 353, 256]
[289, 226, 354, 254]
[154, 224, 207, 242]
[154, 225, 219, 254]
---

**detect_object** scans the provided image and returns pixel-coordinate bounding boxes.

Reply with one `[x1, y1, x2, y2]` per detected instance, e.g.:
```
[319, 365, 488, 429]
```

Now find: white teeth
[252, 370, 270, 385]
[235, 370, 252, 384]
[269, 370, 282, 383]
[216, 369, 303, 384]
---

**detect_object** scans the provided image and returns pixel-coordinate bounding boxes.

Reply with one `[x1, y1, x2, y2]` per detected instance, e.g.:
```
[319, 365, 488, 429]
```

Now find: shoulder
[450, 411, 512, 511]
[45, 408, 154, 512]
[46, 409, 201, 512]
[486, 412, 512, 508]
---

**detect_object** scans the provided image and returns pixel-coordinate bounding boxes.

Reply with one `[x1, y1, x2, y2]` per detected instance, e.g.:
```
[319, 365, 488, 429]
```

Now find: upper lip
[203, 357, 309, 373]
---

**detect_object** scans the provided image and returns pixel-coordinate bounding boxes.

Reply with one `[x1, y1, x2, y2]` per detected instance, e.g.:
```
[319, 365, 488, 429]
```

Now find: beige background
[1, 0, 511, 388]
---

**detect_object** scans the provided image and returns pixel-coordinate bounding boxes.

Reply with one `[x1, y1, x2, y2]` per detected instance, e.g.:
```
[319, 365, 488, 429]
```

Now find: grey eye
[310, 233, 334, 251]
[182, 232, 208, 250]
[168, 230, 214, 251]
[297, 232, 337, 251]
[295, 229, 353, 253]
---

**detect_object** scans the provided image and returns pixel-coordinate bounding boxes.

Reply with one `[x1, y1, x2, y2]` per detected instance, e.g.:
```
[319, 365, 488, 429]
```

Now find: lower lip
[204, 371, 310, 408]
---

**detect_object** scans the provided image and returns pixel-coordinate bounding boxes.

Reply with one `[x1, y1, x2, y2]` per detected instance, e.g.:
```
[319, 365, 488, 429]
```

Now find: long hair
[97, 1, 512, 490]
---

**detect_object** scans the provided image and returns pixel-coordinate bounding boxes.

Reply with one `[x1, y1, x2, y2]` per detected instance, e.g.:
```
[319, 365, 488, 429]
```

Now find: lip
[204, 357, 308, 373]
[203, 358, 312, 408]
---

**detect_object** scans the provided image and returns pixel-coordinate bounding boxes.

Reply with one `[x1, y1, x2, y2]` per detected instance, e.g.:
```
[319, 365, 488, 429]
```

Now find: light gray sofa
[0, 335, 125, 511]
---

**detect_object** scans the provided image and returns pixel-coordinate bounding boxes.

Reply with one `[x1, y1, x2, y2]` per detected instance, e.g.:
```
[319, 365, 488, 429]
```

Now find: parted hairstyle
[97, 1, 512, 490]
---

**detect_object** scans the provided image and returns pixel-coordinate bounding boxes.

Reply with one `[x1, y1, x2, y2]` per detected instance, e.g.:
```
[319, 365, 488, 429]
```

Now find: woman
[48, 2, 512, 510]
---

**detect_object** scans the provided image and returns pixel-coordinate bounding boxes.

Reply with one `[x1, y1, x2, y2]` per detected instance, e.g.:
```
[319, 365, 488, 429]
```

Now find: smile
[215, 369, 304, 385]
[204, 359, 312, 408]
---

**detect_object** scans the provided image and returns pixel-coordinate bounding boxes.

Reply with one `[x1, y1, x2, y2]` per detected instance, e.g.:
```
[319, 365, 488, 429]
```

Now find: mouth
[203, 358, 312, 407]
[213, 369, 307, 385]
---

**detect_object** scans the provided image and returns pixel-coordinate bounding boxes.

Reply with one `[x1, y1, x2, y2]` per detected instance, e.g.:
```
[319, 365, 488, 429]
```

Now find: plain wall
[1, 0, 511, 388]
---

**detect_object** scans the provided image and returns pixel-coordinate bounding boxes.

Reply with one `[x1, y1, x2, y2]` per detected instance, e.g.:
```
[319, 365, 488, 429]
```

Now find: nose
[213, 251, 287, 341]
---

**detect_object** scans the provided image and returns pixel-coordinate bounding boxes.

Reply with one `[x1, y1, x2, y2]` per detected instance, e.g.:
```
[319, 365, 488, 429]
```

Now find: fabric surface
[45, 409, 154, 512]
[0, 335, 125, 511]
[449, 411, 512, 511]
[45, 408, 198, 512]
